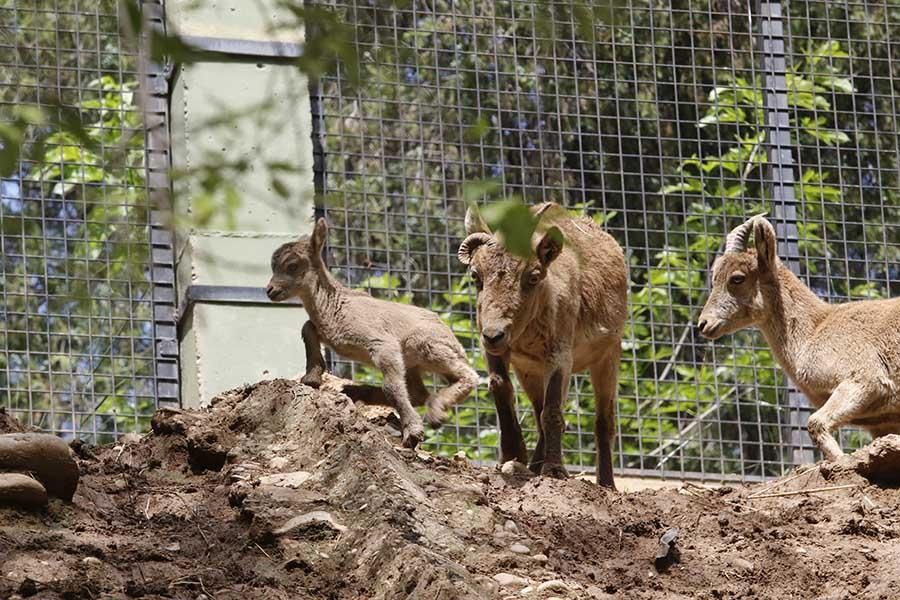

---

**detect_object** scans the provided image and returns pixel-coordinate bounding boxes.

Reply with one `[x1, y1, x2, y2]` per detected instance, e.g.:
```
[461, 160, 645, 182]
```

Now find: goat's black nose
[266, 285, 277, 300]
[697, 319, 708, 333]
[482, 328, 506, 346]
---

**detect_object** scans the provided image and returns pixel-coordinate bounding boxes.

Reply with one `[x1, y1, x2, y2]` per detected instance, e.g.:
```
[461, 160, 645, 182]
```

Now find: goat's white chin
[482, 343, 509, 357]
[700, 321, 727, 340]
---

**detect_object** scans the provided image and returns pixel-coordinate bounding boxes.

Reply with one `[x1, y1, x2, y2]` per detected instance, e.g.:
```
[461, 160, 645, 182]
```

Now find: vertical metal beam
[758, 1, 815, 466]
[306, 19, 334, 373]
[141, 0, 180, 408]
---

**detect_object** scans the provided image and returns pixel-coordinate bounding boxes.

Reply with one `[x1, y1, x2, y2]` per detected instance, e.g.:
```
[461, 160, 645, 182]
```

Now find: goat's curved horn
[725, 212, 770, 253]
[464, 206, 491, 235]
[458, 232, 492, 266]
[725, 218, 755, 253]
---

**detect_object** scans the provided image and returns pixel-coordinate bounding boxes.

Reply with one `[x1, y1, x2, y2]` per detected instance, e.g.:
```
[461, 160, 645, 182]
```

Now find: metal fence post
[757, 1, 815, 467]
[141, 0, 180, 408]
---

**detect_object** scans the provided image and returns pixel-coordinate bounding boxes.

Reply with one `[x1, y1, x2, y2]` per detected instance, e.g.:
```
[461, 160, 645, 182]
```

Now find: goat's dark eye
[729, 273, 746, 285]
[286, 262, 299, 275]
[526, 270, 542, 287]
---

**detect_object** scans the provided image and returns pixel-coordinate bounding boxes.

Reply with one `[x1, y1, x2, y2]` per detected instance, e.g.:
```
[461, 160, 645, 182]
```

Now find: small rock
[274, 511, 347, 536]
[493, 573, 529, 589]
[500, 460, 531, 476]
[268, 456, 289, 470]
[82, 557, 102, 567]
[258, 471, 312, 489]
[537, 580, 570, 593]
[509, 543, 531, 554]
[654, 527, 680, 571]
[504, 519, 519, 533]
[165, 543, 181, 552]
[120, 432, 143, 445]
[473, 576, 499, 595]
[728, 556, 754, 571]
[520, 586, 534, 595]
[478, 473, 490, 484]
[586, 586, 615, 600]
[531, 553, 549, 563]
[0, 433, 79, 500]
[0, 473, 48, 509]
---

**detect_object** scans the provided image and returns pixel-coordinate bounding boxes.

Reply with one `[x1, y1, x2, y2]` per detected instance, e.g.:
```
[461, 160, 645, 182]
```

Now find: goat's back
[552, 213, 629, 338]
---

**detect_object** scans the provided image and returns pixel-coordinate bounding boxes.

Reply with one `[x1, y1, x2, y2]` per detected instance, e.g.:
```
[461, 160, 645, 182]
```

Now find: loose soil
[2, 379, 899, 600]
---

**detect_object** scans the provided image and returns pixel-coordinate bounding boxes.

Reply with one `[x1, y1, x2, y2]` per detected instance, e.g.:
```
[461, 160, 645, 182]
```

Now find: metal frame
[142, 0, 180, 409]
[1, 0, 176, 440]
[758, 1, 815, 466]
[310, 0, 899, 481]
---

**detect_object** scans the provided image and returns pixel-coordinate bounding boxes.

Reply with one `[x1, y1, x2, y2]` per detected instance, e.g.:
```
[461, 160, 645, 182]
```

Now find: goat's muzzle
[697, 317, 724, 340]
[481, 326, 509, 355]
[266, 284, 286, 302]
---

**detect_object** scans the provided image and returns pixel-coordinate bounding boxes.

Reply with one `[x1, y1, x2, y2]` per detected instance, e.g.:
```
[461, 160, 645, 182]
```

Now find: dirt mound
[3, 380, 900, 599]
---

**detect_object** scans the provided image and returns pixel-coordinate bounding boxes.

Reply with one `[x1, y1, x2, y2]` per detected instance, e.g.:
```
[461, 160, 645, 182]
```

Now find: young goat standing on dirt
[266, 218, 479, 449]
[698, 215, 900, 462]
[458, 203, 628, 488]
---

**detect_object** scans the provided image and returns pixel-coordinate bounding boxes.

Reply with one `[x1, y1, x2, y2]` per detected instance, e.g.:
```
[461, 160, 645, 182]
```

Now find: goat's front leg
[515, 369, 546, 474]
[300, 320, 327, 388]
[372, 345, 424, 449]
[488, 353, 527, 464]
[808, 381, 873, 462]
[540, 361, 572, 479]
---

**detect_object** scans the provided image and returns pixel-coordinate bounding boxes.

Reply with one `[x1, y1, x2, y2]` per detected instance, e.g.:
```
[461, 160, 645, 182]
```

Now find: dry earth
[2, 378, 900, 600]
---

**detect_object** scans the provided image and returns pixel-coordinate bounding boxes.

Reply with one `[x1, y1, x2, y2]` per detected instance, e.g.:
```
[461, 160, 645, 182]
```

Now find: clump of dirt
[3, 379, 900, 599]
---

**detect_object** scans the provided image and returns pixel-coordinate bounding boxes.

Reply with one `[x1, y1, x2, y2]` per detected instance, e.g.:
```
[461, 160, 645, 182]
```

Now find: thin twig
[749, 484, 858, 499]
[160, 492, 213, 548]
[681, 481, 760, 513]
[255, 543, 274, 561]
[748, 465, 819, 498]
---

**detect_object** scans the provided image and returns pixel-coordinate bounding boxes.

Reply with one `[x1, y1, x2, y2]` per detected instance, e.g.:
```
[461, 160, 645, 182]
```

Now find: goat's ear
[464, 206, 490, 235]
[754, 217, 777, 274]
[311, 218, 328, 253]
[536, 226, 564, 267]
[458, 232, 491, 266]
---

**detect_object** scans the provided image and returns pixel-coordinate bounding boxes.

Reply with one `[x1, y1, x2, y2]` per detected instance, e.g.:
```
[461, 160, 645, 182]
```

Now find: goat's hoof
[541, 463, 569, 479]
[402, 428, 424, 449]
[300, 375, 323, 389]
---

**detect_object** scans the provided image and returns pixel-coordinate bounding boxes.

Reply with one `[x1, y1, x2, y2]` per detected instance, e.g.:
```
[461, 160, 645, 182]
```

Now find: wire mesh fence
[313, 0, 900, 481]
[0, 1, 171, 443]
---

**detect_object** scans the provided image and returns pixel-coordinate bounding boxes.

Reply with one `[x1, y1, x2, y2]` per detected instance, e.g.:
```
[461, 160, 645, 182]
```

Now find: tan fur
[267, 218, 479, 449]
[458, 202, 628, 488]
[699, 216, 900, 461]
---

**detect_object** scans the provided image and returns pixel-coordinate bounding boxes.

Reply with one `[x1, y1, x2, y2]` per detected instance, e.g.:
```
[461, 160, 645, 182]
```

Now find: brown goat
[458, 203, 628, 488]
[266, 218, 479, 449]
[698, 215, 900, 461]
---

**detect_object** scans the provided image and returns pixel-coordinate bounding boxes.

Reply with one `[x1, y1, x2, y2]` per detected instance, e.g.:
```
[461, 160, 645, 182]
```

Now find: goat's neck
[756, 263, 830, 378]
[297, 263, 348, 328]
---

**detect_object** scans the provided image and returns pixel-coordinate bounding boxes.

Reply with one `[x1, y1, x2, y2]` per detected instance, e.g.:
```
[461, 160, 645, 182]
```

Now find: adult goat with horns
[698, 215, 900, 462]
[458, 203, 628, 488]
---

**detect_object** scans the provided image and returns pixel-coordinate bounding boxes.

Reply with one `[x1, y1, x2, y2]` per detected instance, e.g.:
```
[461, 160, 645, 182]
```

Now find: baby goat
[698, 215, 900, 461]
[266, 218, 479, 449]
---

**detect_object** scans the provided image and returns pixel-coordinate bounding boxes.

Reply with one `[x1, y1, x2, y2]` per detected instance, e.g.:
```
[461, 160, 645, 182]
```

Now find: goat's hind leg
[427, 359, 478, 428]
[808, 381, 876, 463]
[590, 351, 620, 490]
